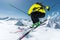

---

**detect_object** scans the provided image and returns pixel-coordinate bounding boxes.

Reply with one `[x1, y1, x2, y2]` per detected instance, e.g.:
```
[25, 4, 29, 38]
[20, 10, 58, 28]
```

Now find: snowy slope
[0, 17, 32, 40]
[0, 20, 19, 40]
[0, 12, 60, 40]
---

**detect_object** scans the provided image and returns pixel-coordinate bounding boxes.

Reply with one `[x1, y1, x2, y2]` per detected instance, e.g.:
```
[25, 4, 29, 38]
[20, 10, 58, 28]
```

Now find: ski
[19, 27, 37, 40]
[10, 30, 23, 33]
[18, 19, 47, 40]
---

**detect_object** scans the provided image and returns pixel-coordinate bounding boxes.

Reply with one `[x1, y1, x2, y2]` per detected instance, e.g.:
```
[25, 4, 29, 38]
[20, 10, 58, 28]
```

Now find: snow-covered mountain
[0, 12, 60, 40]
[15, 20, 24, 26]
[47, 12, 60, 29]
[0, 17, 9, 20]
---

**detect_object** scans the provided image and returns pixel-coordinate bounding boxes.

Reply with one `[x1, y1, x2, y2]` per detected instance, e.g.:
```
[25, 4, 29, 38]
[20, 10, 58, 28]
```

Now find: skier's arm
[28, 5, 35, 15]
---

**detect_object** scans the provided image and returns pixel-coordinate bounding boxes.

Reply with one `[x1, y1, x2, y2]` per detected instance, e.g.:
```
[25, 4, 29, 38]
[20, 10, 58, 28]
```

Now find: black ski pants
[31, 11, 45, 24]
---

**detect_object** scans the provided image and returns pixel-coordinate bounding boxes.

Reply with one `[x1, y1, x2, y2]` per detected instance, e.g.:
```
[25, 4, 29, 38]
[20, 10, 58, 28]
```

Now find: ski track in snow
[0, 14, 60, 40]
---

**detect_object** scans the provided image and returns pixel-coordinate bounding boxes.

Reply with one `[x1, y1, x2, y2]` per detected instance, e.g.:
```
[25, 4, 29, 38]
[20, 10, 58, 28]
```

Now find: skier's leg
[37, 12, 45, 23]
[31, 12, 39, 24]
[38, 12, 45, 18]
[31, 12, 40, 28]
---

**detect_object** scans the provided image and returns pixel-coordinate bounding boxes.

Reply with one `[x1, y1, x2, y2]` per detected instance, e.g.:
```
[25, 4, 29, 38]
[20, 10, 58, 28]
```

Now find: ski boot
[30, 22, 41, 28]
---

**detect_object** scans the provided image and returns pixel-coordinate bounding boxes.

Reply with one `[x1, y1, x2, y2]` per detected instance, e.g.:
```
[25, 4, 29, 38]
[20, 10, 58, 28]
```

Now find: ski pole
[9, 4, 27, 14]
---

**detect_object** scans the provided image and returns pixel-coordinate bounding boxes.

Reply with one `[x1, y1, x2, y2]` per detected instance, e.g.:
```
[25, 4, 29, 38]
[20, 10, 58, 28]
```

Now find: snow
[0, 12, 60, 40]
[0, 23, 18, 40]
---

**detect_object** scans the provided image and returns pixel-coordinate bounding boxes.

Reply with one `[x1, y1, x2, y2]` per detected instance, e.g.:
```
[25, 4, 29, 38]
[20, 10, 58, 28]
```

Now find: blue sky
[0, 0, 60, 19]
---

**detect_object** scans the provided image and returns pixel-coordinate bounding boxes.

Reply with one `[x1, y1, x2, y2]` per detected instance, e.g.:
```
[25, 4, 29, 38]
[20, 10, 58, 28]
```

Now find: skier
[28, 2, 50, 28]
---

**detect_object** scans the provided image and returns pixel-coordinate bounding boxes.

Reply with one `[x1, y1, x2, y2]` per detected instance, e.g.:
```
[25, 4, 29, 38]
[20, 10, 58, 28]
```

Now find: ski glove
[46, 6, 50, 11]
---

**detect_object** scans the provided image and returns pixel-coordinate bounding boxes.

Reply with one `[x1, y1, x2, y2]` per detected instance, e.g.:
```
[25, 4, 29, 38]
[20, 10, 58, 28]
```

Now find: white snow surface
[0, 13, 60, 40]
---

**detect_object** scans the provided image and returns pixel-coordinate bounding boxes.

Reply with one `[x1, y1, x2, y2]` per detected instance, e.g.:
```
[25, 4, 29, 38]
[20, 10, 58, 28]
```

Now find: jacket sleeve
[28, 4, 36, 15]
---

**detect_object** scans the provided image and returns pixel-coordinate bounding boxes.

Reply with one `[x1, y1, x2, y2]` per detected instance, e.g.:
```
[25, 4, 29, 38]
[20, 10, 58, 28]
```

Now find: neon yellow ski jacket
[28, 3, 49, 15]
